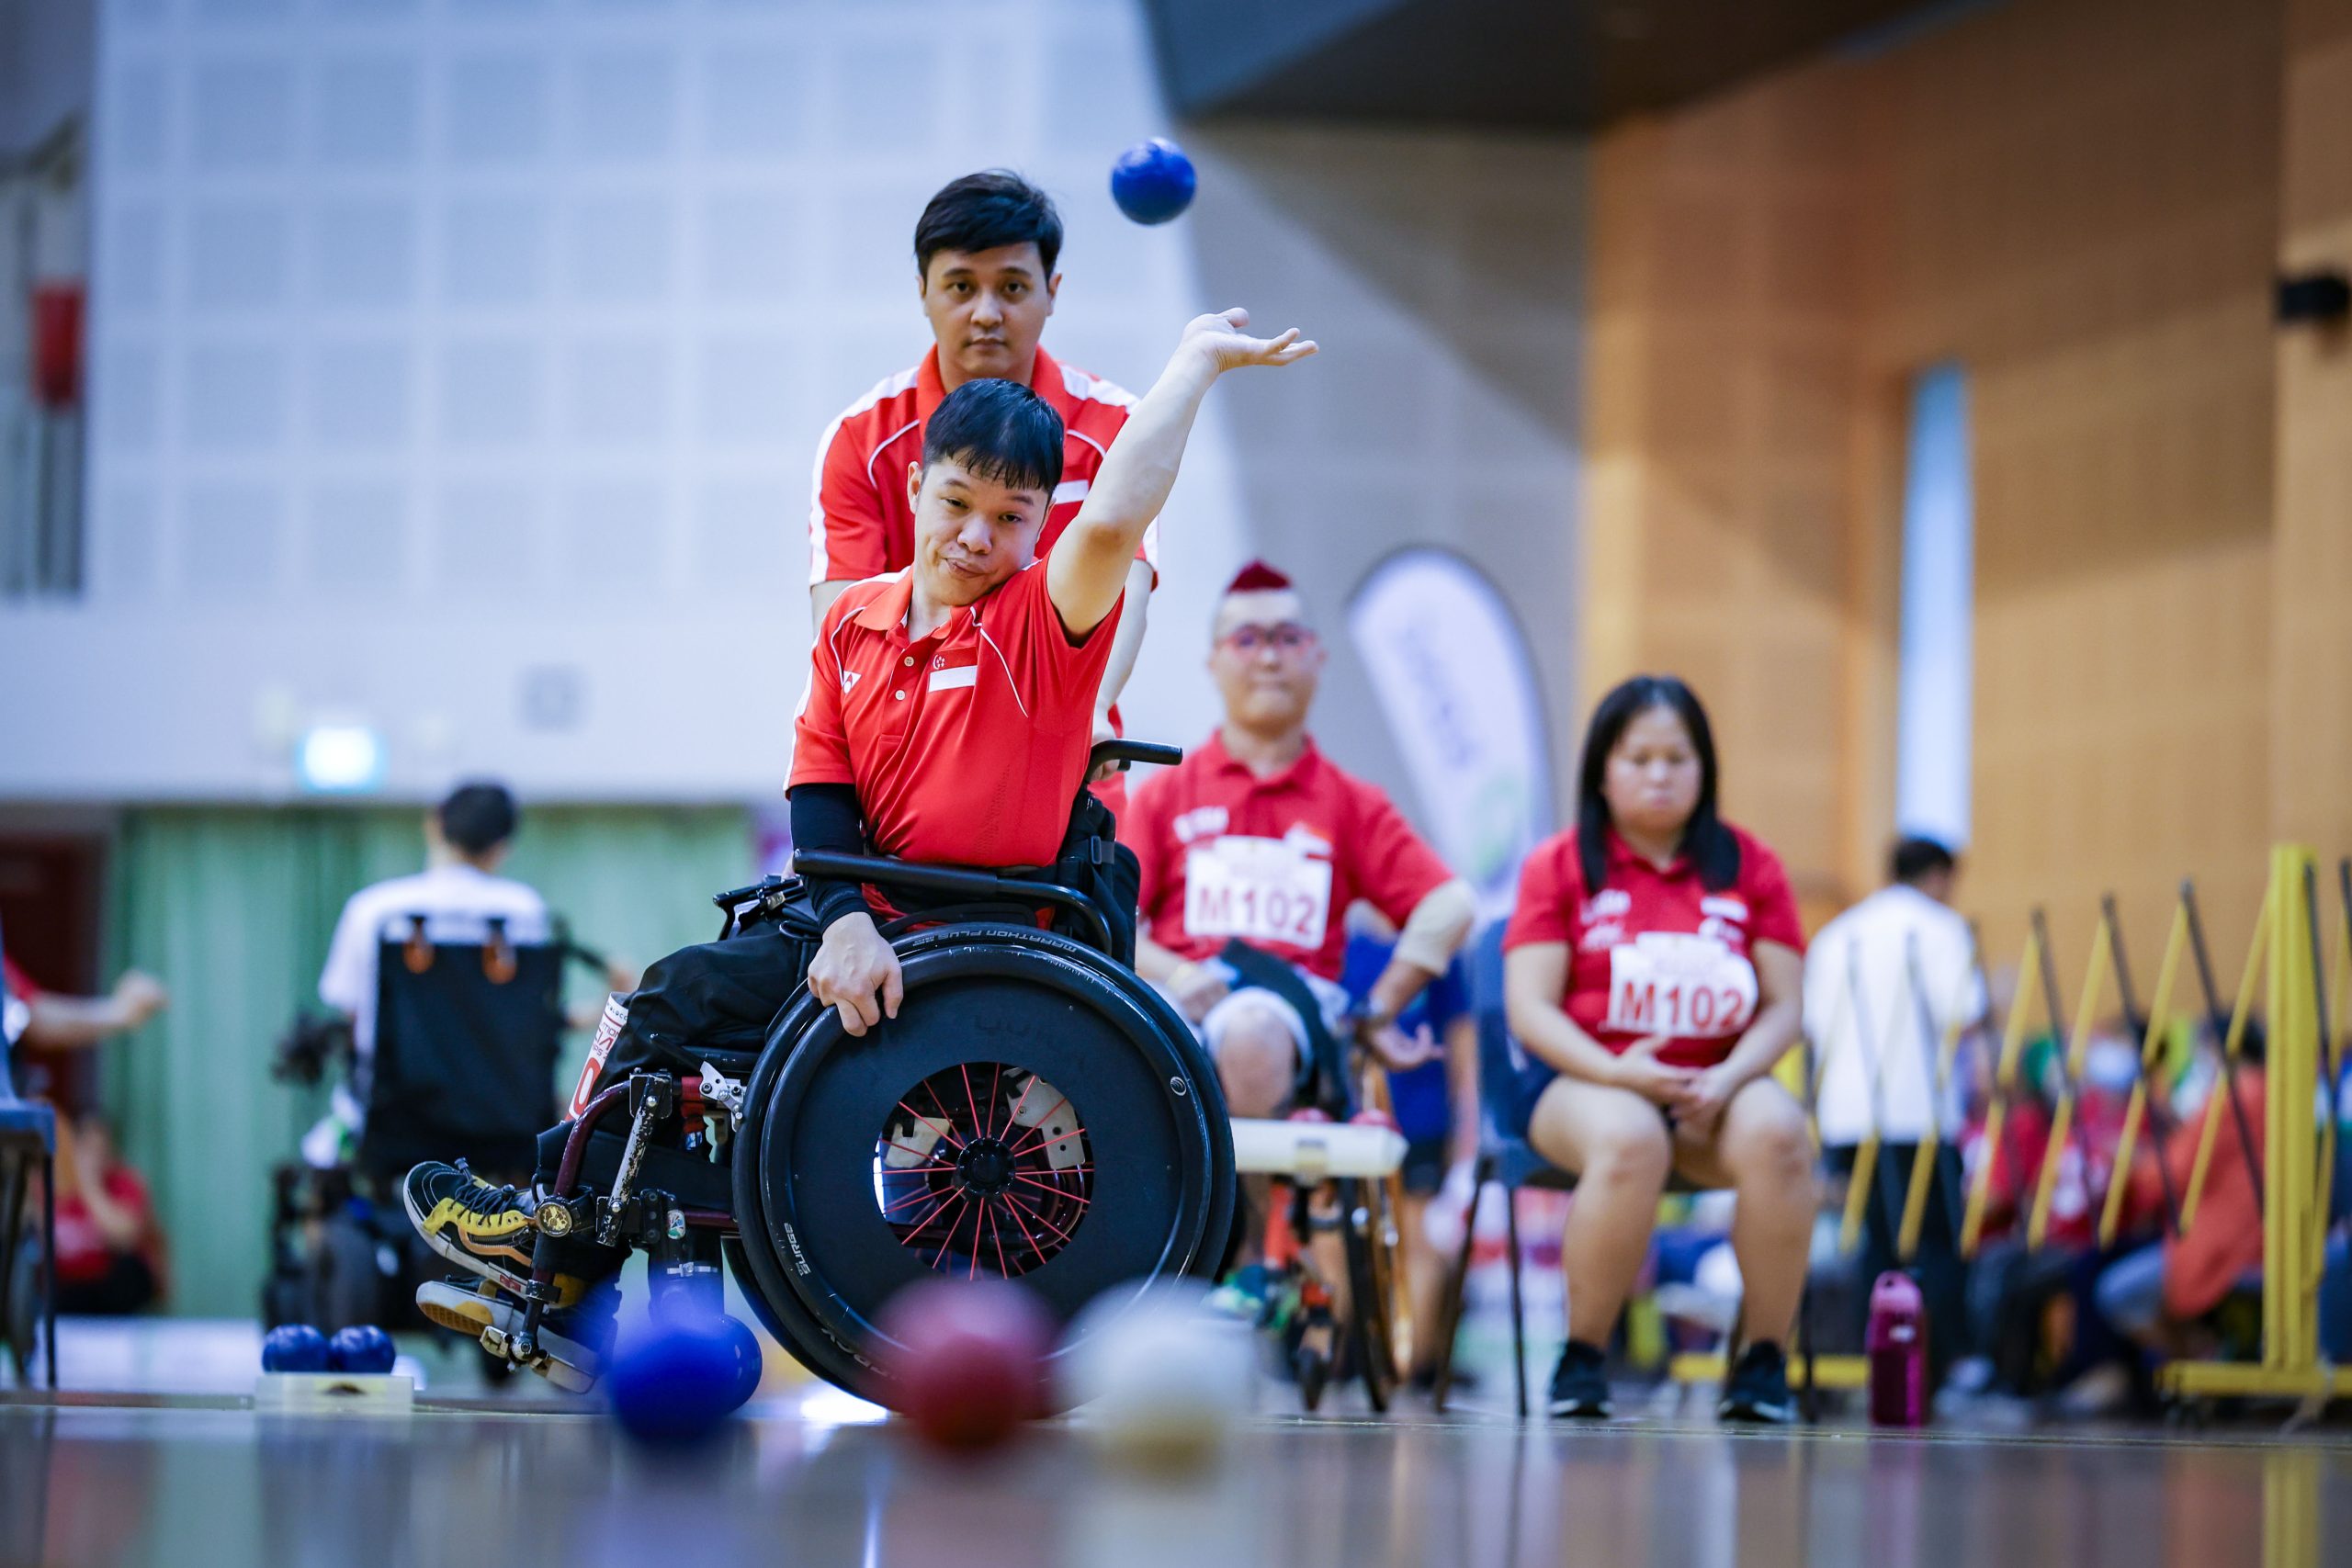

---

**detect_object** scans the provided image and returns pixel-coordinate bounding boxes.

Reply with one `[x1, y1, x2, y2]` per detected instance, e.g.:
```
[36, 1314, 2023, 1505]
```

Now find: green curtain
[104, 805, 752, 1318]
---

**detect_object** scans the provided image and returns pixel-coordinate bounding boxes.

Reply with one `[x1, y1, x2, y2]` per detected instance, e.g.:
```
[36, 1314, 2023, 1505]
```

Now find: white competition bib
[1604, 931, 1758, 1039]
[1182, 835, 1333, 950]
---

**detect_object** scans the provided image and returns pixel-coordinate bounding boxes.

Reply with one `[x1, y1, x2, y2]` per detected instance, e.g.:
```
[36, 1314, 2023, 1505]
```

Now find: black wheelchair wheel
[729, 923, 1233, 1408]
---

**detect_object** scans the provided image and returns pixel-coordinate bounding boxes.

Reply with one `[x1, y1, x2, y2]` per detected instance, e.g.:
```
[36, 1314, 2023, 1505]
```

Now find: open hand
[807, 913, 903, 1038]
[1180, 308, 1318, 375]
[1609, 1035, 1694, 1106]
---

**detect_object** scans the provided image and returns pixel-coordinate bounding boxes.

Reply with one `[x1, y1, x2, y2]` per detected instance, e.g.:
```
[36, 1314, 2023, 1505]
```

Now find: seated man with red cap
[1122, 562, 1477, 1119]
[399, 310, 1317, 1386]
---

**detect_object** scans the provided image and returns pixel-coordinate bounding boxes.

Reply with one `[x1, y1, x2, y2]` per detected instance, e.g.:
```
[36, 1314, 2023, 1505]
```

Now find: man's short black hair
[1891, 835, 1957, 887]
[922, 378, 1064, 497]
[438, 781, 518, 857]
[914, 171, 1063, 278]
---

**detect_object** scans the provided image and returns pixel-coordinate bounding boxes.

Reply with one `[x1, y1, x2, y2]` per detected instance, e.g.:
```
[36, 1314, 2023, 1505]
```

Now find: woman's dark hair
[1576, 674, 1738, 893]
[914, 171, 1063, 278]
[922, 378, 1064, 496]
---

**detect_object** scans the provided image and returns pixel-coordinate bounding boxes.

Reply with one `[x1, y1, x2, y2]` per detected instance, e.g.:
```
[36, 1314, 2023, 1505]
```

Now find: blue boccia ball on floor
[261, 1324, 331, 1373]
[607, 1313, 750, 1449]
[328, 1325, 397, 1375]
[1111, 138, 1197, 225]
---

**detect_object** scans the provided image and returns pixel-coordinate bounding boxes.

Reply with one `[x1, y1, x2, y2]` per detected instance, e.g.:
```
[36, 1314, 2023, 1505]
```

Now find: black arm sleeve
[787, 783, 871, 931]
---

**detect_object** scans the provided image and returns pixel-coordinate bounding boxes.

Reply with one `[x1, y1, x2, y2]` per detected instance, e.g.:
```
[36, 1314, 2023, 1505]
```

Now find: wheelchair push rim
[729, 923, 1234, 1408]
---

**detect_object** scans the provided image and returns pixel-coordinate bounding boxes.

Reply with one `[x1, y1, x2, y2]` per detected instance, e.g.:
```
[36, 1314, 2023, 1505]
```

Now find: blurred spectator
[1804, 836, 1985, 1391]
[51, 1112, 166, 1315]
[2093, 1038, 2267, 1365]
[3, 954, 168, 1055]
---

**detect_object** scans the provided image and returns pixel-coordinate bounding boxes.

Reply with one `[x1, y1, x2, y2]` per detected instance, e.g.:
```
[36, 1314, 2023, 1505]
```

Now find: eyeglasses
[1219, 622, 1316, 655]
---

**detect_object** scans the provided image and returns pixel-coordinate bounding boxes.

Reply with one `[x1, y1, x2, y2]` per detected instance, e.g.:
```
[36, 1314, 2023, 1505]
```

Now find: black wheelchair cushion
[367, 939, 562, 1179]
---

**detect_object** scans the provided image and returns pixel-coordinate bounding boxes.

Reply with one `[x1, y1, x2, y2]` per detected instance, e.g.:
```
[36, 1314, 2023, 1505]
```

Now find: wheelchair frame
[488, 741, 1241, 1409]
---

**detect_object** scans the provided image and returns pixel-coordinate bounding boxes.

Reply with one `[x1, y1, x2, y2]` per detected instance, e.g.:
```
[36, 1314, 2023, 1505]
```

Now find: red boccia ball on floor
[876, 1279, 1054, 1455]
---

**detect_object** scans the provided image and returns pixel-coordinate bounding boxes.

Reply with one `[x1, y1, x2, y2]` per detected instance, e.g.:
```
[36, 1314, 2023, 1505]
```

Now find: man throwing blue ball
[402, 307, 1317, 1388]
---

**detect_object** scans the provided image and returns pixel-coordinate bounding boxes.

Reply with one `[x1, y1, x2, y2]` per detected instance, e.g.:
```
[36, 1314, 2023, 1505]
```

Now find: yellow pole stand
[2099, 900, 2186, 1249]
[1961, 922, 2042, 1258]
[2159, 844, 2341, 1406]
[2027, 911, 2112, 1251]
[2179, 897, 2267, 1235]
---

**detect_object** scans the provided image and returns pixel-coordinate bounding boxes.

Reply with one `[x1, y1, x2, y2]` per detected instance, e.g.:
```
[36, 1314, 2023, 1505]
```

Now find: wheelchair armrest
[1089, 739, 1182, 775]
[790, 851, 1113, 954]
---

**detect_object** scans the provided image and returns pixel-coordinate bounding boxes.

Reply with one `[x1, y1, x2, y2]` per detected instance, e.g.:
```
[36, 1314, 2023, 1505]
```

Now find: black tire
[729, 922, 1233, 1409]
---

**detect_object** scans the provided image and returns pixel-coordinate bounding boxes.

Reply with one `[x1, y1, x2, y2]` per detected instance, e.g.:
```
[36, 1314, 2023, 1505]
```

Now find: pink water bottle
[1865, 1271, 1928, 1427]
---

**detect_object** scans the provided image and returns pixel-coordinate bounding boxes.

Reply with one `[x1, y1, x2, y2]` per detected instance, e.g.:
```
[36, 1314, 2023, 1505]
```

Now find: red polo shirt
[807, 344, 1148, 587]
[791, 563, 1120, 870]
[1502, 826, 1805, 1070]
[1124, 733, 1453, 984]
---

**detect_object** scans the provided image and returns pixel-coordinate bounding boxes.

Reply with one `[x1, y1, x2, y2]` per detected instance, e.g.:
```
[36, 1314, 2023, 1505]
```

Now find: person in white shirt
[1804, 835, 1986, 1389]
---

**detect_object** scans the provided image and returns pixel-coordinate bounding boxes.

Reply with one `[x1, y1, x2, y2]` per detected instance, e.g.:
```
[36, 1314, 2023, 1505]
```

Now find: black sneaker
[402, 1163, 546, 1297]
[1546, 1340, 1612, 1419]
[1718, 1342, 1797, 1425]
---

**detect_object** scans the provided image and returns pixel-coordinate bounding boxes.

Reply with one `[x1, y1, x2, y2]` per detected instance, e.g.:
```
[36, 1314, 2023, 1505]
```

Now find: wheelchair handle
[791, 851, 1114, 954]
[1088, 739, 1182, 775]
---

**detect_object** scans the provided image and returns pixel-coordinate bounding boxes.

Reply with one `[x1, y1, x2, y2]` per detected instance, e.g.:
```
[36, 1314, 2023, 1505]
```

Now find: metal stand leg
[1430, 1153, 1491, 1414]
[41, 1155, 55, 1389]
[1505, 1183, 1527, 1420]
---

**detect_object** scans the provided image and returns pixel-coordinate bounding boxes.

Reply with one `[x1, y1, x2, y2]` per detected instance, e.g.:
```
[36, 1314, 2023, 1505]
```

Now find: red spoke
[884, 1138, 959, 1171]
[896, 1100, 966, 1152]
[998, 1072, 1041, 1144]
[960, 1063, 983, 1142]
[903, 1189, 968, 1247]
[881, 1179, 951, 1216]
[1006, 1119, 1084, 1159]
[997, 1189, 1047, 1258]
[984, 1199, 1010, 1279]
[1003, 1189, 1080, 1247]
[988, 1062, 1004, 1141]
[1014, 1172, 1091, 1207]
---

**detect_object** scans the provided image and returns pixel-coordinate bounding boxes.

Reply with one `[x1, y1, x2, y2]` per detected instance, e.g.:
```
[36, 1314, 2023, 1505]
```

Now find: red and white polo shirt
[807, 344, 1149, 587]
[790, 563, 1121, 870]
[1502, 826, 1806, 1070]
[1123, 733, 1454, 984]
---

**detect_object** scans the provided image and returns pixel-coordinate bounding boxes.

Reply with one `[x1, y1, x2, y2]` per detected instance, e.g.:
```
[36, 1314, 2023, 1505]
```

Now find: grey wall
[1169, 124, 1584, 825]
[4, 1, 1586, 833]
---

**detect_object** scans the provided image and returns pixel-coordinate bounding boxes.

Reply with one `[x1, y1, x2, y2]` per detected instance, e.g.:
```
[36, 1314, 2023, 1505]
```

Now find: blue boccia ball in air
[261, 1323, 331, 1373]
[328, 1325, 397, 1375]
[606, 1313, 751, 1449]
[1111, 138, 1197, 225]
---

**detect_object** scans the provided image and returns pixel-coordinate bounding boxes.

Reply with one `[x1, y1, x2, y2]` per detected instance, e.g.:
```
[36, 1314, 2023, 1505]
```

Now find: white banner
[1347, 549, 1554, 920]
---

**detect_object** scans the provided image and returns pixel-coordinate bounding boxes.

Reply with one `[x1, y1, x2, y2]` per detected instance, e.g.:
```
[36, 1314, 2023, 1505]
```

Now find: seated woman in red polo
[1503, 674, 1813, 1424]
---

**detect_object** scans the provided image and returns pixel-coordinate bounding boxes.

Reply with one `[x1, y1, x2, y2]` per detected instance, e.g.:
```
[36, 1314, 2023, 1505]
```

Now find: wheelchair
[264, 919, 609, 1348]
[481, 740, 1238, 1413]
[1218, 944, 1413, 1414]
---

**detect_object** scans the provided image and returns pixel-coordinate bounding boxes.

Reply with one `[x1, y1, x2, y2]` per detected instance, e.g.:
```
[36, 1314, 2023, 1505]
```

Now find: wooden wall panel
[1585, 0, 2287, 967]
[2272, 0, 2352, 860]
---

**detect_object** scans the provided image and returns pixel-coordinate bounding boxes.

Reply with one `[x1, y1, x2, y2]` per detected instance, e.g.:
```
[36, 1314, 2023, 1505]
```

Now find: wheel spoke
[883, 1137, 958, 1171]
[1005, 1120, 1084, 1159]
[896, 1100, 967, 1153]
[1013, 1172, 1091, 1207]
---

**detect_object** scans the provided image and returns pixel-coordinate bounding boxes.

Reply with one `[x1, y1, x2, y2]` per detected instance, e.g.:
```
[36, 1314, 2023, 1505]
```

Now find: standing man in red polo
[808, 171, 1152, 812]
[403, 308, 1317, 1385]
[1123, 564, 1476, 1118]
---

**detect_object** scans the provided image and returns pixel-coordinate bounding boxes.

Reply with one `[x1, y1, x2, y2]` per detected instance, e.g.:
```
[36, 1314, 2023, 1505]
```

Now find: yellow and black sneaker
[402, 1163, 546, 1297]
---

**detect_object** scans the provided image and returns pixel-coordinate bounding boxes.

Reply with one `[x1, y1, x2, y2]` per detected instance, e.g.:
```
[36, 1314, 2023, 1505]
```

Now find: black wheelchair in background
[264, 918, 611, 1344]
[482, 741, 1238, 1410]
